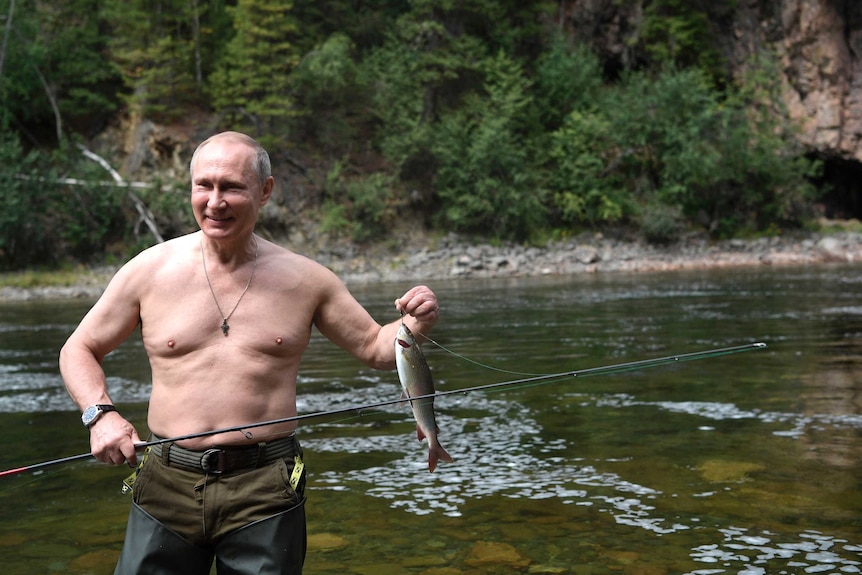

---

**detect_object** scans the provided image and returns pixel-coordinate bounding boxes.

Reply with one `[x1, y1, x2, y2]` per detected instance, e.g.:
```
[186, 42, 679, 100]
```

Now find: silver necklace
[200, 236, 259, 336]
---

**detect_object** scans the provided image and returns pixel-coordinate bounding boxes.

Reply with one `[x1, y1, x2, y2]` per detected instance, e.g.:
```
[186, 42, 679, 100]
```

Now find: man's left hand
[395, 285, 439, 327]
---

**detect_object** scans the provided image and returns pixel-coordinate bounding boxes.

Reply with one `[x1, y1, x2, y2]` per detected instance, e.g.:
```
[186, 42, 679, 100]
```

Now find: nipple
[275, 337, 283, 345]
[167, 340, 176, 348]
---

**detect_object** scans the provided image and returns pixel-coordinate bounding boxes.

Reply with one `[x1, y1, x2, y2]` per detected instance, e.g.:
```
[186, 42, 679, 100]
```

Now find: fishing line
[0, 341, 766, 479]
[419, 334, 546, 377]
[429, 341, 768, 396]
[401, 307, 540, 376]
[0, 465, 69, 495]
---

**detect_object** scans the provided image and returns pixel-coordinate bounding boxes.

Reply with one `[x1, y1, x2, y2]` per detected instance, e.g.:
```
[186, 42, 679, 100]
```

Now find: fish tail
[427, 443, 454, 473]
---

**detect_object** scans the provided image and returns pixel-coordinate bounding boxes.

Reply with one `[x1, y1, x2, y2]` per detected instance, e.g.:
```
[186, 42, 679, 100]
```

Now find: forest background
[0, 0, 833, 271]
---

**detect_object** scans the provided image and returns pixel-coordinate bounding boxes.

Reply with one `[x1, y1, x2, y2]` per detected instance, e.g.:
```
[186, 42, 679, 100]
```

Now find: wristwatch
[82, 404, 118, 428]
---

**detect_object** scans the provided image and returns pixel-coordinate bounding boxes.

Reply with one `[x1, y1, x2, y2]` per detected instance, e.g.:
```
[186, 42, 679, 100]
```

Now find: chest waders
[115, 437, 307, 575]
[114, 499, 306, 575]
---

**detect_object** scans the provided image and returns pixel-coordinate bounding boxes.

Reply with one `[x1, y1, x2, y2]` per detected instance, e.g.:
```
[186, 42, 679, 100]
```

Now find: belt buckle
[200, 448, 226, 475]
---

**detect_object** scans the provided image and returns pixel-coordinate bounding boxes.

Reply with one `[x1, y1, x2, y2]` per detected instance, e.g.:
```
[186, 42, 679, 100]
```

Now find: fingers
[395, 285, 439, 323]
[100, 444, 137, 467]
[121, 431, 142, 467]
[90, 417, 140, 467]
[92, 443, 130, 466]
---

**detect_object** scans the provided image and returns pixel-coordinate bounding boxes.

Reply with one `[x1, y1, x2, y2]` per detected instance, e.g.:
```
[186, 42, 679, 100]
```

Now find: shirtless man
[60, 131, 439, 574]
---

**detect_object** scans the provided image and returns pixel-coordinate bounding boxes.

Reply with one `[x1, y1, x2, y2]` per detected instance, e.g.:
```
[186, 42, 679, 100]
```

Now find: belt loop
[162, 442, 172, 466]
[256, 442, 267, 467]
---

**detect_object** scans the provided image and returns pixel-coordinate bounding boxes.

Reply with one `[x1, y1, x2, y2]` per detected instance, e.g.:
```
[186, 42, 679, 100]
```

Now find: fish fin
[428, 444, 454, 473]
[416, 425, 426, 442]
[399, 390, 417, 409]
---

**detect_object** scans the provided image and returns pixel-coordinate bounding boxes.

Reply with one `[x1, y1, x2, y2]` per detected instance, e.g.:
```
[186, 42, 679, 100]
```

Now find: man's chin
[203, 219, 235, 232]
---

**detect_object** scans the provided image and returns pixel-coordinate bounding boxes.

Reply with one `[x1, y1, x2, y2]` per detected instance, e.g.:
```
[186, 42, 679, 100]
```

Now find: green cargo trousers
[114, 446, 307, 574]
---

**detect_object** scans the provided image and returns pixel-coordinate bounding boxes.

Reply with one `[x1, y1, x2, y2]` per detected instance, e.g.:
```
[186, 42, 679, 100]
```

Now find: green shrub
[432, 51, 546, 240]
[320, 162, 397, 243]
[547, 110, 628, 225]
[534, 36, 603, 129]
[0, 128, 46, 269]
[289, 33, 366, 155]
[639, 202, 685, 244]
[593, 64, 818, 237]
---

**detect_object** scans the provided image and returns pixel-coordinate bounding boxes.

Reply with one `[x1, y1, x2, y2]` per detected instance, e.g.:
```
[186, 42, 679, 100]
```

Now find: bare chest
[139, 276, 315, 361]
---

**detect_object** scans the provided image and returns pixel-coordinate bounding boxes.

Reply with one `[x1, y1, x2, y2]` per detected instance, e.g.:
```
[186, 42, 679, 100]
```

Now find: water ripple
[587, 393, 862, 436]
[687, 528, 862, 575]
[305, 385, 687, 537]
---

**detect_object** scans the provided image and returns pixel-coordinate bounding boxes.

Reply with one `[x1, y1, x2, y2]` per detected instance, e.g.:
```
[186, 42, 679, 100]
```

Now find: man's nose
[207, 190, 226, 208]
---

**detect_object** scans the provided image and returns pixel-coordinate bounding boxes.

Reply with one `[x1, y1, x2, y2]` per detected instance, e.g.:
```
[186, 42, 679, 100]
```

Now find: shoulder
[257, 238, 341, 284]
[254, 238, 353, 315]
[107, 234, 197, 293]
[127, 235, 194, 271]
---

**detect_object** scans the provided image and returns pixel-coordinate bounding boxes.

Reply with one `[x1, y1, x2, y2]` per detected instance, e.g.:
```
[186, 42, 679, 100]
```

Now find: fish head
[395, 323, 416, 349]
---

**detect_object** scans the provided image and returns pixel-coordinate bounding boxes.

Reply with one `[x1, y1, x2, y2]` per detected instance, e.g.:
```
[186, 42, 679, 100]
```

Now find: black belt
[150, 434, 299, 475]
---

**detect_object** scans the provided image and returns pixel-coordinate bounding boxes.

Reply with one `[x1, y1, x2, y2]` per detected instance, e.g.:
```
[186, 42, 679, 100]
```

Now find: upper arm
[311, 267, 391, 369]
[64, 260, 145, 363]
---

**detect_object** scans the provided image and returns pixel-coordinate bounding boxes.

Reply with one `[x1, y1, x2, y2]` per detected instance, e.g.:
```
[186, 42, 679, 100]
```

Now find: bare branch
[77, 145, 165, 243]
[32, 63, 62, 142]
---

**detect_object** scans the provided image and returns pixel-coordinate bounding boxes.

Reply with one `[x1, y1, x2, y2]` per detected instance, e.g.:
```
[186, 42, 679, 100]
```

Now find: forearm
[319, 283, 439, 370]
[60, 340, 141, 464]
[59, 340, 113, 411]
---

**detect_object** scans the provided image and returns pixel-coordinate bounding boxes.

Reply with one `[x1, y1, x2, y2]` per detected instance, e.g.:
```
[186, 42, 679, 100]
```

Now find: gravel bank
[323, 230, 862, 284]
[3, 231, 861, 301]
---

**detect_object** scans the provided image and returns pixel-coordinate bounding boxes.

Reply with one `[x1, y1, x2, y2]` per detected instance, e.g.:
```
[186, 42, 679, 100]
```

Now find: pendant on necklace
[201, 236, 259, 338]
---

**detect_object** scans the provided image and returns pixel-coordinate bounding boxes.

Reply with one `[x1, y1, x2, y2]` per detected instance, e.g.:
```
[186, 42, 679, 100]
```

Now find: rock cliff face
[741, 0, 862, 160]
[561, 0, 862, 215]
[563, 0, 861, 158]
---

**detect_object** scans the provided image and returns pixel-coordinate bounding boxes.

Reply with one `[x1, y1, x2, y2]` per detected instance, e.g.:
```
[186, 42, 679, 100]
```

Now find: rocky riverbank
[319, 229, 862, 285]
[5, 229, 860, 302]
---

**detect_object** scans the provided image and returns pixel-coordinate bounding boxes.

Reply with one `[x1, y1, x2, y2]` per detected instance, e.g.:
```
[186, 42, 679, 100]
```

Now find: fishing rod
[0, 341, 766, 478]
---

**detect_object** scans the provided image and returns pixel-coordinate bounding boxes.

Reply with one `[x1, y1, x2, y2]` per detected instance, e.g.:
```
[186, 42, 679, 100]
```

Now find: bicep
[67, 272, 142, 361]
[312, 273, 386, 366]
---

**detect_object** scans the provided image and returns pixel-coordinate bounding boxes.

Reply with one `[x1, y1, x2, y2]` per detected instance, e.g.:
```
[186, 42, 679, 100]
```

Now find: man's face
[190, 139, 272, 240]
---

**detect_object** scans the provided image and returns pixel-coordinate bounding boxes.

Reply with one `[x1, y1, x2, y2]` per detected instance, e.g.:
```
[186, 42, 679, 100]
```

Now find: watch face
[82, 405, 99, 425]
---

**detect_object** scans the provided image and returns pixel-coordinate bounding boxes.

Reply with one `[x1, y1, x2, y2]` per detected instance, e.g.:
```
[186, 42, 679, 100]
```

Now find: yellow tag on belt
[121, 447, 150, 495]
[289, 455, 304, 491]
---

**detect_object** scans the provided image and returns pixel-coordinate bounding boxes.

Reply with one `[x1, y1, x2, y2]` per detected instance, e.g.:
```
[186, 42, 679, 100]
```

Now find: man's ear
[260, 176, 275, 205]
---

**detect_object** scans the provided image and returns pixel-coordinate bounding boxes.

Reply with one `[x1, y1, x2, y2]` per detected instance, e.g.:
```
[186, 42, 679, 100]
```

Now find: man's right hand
[89, 412, 142, 467]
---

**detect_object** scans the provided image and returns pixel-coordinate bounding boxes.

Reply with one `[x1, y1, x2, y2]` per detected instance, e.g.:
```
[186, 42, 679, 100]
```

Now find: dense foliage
[0, 0, 820, 269]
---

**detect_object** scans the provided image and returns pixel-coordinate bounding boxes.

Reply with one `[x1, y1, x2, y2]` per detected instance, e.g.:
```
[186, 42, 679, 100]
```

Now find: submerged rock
[307, 532, 349, 550]
[465, 540, 531, 569]
[698, 460, 766, 482]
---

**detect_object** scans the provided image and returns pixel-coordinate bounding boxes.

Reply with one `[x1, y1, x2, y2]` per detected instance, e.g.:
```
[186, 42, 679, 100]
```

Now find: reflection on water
[689, 529, 862, 575]
[1, 265, 861, 573]
[591, 393, 862, 439]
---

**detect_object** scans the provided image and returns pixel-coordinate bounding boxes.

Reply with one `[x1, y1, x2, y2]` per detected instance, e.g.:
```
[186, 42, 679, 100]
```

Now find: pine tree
[209, 0, 300, 141]
[104, 0, 202, 119]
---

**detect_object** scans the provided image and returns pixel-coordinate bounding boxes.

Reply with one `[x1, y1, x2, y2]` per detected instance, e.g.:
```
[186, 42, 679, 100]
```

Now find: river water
[0, 264, 860, 574]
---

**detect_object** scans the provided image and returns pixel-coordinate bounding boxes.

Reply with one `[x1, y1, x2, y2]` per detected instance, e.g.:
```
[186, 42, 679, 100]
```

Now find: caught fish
[395, 323, 453, 472]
